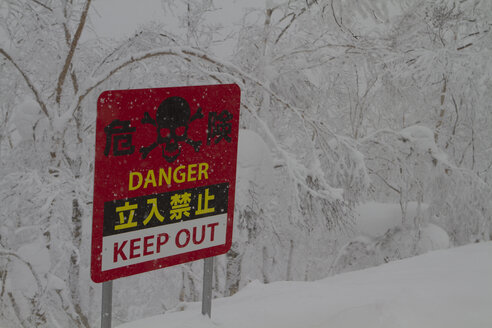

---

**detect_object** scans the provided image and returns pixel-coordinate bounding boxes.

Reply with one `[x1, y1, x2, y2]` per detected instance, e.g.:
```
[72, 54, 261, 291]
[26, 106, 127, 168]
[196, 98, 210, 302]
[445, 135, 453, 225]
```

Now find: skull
[140, 96, 203, 162]
[156, 97, 190, 161]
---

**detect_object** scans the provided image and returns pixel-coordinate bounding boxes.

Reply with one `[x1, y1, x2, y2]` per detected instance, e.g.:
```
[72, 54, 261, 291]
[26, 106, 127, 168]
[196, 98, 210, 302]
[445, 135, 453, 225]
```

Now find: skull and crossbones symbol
[140, 96, 203, 163]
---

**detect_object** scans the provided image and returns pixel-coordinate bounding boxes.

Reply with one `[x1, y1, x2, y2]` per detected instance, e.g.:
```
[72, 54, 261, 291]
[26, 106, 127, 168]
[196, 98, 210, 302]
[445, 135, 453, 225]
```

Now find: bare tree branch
[70, 69, 79, 94]
[61, 2, 81, 96]
[62, 3, 72, 46]
[329, 0, 359, 40]
[330, 0, 342, 29]
[456, 42, 472, 51]
[368, 168, 400, 194]
[0, 48, 49, 118]
[434, 76, 447, 143]
[30, 0, 52, 11]
[275, 12, 300, 44]
[275, 0, 318, 44]
[55, 0, 92, 104]
[445, 94, 460, 149]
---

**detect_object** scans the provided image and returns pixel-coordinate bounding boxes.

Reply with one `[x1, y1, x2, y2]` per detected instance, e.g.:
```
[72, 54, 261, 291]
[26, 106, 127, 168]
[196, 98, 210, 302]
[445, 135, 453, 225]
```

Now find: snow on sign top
[91, 84, 240, 283]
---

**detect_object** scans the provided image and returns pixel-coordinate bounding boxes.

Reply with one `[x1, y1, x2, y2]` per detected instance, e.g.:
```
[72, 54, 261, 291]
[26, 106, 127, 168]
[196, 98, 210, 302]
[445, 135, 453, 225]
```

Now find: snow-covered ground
[118, 241, 492, 328]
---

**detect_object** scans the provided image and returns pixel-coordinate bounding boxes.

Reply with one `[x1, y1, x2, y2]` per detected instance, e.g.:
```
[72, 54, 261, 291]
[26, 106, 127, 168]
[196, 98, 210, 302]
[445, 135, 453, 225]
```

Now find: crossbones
[140, 96, 203, 163]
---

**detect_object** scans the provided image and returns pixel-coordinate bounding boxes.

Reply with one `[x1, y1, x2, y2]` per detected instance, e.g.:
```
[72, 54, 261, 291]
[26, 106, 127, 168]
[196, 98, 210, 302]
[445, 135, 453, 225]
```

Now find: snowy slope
[118, 242, 492, 328]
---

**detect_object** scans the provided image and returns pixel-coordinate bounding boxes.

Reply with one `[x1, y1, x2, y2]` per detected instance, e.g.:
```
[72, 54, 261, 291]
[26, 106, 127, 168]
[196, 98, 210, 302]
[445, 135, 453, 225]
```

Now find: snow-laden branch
[182, 56, 346, 201]
[242, 100, 343, 201]
[359, 128, 403, 144]
[272, 43, 356, 63]
[55, 45, 347, 201]
[0, 48, 50, 118]
[0, 248, 43, 294]
[60, 45, 327, 140]
[55, 48, 184, 130]
[52, 44, 356, 203]
[53, 46, 265, 126]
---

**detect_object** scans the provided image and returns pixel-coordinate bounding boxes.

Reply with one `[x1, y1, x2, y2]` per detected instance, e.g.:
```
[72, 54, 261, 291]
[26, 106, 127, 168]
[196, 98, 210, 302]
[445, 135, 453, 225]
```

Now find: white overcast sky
[85, 0, 266, 58]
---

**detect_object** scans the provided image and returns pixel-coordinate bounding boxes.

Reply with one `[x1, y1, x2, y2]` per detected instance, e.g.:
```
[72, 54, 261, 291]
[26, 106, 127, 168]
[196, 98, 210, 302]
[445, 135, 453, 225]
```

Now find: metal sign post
[201, 257, 214, 317]
[101, 280, 113, 328]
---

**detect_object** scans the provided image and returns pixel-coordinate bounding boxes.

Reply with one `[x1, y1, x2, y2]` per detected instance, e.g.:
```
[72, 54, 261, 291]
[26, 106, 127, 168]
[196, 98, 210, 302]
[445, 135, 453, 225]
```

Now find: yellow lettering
[129, 172, 143, 191]
[196, 188, 215, 215]
[187, 164, 197, 182]
[173, 165, 186, 184]
[198, 162, 209, 180]
[144, 170, 157, 189]
[159, 167, 172, 186]
[115, 202, 138, 230]
[129, 163, 210, 190]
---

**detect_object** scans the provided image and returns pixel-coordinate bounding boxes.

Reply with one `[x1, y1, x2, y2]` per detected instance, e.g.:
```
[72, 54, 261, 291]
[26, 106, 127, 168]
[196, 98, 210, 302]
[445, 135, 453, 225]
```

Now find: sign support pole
[101, 280, 113, 328]
[201, 256, 214, 317]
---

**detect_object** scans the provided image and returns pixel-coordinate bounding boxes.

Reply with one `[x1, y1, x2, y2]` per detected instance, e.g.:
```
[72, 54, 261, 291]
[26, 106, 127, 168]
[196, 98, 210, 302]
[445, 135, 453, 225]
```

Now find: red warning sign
[91, 84, 240, 283]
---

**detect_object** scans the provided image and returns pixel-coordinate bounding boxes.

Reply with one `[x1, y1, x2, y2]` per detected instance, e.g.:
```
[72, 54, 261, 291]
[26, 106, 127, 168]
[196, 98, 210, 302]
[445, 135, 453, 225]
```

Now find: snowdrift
[118, 241, 492, 328]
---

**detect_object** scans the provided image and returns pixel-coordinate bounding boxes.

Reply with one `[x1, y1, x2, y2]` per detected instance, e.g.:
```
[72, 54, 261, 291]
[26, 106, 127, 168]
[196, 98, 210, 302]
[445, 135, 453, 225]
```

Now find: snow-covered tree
[1, 0, 491, 326]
